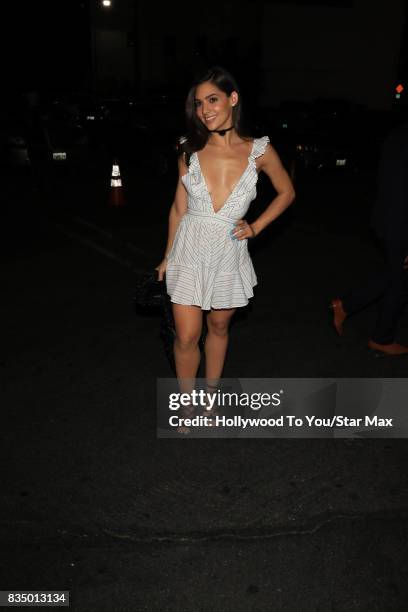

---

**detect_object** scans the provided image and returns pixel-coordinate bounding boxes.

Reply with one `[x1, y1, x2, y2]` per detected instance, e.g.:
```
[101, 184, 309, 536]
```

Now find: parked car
[0, 93, 99, 198]
[295, 136, 358, 178]
[0, 115, 31, 167]
[40, 101, 91, 167]
[258, 99, 397, 184]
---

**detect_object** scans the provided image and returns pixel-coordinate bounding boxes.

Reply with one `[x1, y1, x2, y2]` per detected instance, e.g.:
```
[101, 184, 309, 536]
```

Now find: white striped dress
[165, 135, 270, 310]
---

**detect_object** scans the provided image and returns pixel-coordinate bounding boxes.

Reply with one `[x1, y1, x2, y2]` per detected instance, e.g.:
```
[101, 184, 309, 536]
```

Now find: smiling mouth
[204, 116, 216, 122]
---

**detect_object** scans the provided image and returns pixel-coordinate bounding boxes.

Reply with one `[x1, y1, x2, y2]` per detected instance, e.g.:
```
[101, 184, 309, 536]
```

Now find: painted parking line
[72, 215, 148, 257]
[55, 223, 148, 274]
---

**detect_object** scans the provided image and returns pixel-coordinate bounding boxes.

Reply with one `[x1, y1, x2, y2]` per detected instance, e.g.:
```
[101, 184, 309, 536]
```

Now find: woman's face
[194, 81, 238, 131]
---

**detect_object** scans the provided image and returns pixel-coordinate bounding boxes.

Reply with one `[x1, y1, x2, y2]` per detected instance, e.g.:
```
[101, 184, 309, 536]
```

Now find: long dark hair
[178, 66, 253, 165]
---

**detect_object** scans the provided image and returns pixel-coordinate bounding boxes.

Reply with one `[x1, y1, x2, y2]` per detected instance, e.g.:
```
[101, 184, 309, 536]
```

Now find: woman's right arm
[155, 154, 189, 280]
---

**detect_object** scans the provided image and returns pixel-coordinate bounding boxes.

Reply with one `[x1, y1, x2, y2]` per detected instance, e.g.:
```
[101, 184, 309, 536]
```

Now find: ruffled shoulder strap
[252, 135, 270, 159]
[189, 150, 199, 172]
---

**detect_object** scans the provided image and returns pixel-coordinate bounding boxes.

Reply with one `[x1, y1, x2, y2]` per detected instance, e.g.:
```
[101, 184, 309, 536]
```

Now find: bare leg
[172, 303, 203, 387]
[172, 303, 203, 433]
[202, 308, 236, 424]
[205, 307, 236, 389]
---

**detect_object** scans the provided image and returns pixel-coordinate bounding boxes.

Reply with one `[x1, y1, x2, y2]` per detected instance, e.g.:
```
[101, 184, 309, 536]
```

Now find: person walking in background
[155, 66, 295, 431]
[330, 121, 408, 356]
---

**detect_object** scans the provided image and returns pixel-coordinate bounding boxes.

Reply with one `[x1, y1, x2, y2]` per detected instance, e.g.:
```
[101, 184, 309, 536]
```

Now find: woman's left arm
[235, 144, 295, 240]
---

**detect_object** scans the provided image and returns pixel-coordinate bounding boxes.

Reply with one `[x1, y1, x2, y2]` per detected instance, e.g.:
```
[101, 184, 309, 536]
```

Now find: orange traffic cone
[109, 159, 126, 206]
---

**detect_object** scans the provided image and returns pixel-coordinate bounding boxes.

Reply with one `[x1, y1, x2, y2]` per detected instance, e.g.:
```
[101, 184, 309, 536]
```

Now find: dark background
[4, 0, 408, 105]
[2, 2, 408, 611]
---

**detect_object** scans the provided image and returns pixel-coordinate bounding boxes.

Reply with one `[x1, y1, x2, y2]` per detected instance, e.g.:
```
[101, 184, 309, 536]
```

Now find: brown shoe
[330, 298, 347, 336]
[368, 340, 408, 356]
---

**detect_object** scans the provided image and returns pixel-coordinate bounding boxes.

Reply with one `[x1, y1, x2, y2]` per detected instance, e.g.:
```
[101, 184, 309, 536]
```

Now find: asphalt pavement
[1, 161, 408, 611]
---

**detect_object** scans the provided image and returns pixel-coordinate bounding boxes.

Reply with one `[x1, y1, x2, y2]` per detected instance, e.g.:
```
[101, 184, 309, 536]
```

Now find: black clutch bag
[133, 271, 205, 375]
[133, 271, 167, 308]
[133, 271, 176, 372]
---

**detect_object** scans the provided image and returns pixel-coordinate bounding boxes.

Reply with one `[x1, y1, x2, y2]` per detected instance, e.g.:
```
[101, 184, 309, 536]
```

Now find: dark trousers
[342, 237, 408, 344]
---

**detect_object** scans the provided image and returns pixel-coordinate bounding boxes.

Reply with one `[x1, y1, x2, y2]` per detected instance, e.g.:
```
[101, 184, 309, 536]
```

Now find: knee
[175, 332, 201, 351]
[207, 319, 230, 337]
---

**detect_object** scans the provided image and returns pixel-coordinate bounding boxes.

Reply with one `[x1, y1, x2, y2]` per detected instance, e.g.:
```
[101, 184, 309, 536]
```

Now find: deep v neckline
[195, 139, 256, 215]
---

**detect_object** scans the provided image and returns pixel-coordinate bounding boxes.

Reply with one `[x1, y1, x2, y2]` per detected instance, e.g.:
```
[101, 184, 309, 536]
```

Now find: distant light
[396, 93, 401, 99]
[102, 0, 111, 6]
[282, 123, 288, 129]
[396, 83, 404, 94]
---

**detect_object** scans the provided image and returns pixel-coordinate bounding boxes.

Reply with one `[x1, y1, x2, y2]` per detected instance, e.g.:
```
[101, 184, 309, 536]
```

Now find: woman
[155, 66, 295, 432]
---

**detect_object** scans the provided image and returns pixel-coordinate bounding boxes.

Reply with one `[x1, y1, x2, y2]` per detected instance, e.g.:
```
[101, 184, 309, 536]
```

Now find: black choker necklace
[209, 125, 234, 137]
